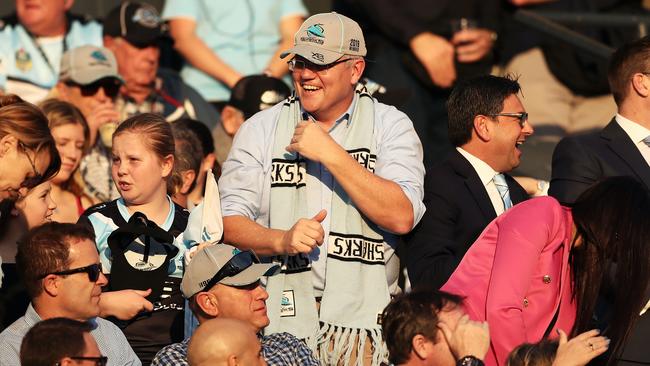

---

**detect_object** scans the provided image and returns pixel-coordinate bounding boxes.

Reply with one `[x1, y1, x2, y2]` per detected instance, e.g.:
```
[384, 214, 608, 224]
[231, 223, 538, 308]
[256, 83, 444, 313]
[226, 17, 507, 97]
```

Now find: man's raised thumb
[312, 209, 327, 223]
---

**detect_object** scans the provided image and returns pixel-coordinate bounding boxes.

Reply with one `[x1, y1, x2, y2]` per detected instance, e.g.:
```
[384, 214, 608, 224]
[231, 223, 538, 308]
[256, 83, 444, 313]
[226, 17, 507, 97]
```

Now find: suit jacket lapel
[449, 151, 497, 221]
[601, 119, 650, 189]
[505, 174, 528, 204]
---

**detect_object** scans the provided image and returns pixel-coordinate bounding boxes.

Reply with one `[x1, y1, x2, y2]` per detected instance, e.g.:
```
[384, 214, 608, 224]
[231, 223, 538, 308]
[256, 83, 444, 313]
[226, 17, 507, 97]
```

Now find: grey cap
[280, 12, 366, 65]
[181, 244, 279, 298]
[59, 45, 123, 85]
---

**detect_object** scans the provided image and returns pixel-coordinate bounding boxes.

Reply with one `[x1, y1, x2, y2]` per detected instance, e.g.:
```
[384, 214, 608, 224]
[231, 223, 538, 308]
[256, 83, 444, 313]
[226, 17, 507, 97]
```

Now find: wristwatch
[457, 356, 484, 366]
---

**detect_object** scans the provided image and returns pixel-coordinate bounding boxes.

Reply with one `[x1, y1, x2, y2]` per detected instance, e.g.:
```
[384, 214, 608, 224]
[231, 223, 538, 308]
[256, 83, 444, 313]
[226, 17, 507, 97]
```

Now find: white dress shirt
[456, 147, 506, 215]
[616, 113, 650, 166]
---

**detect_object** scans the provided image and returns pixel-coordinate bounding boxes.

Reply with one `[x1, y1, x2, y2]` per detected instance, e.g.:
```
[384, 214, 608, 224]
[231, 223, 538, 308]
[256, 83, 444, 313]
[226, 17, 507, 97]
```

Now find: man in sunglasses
[102, 2, 218, 130]
[219, 12, 425, 365]
[20, 318, 107, 366]
[406, 75, 533, 290]
[0, 222, 141, 366]
[152, 244, 318, 366]
[54, 45, 123, 202]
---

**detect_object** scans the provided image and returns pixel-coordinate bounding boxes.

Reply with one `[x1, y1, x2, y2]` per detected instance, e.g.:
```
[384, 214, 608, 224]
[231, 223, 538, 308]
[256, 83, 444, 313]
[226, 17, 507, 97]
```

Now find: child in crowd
[39, 99, 94, 223]
[79, 113, 190, 363]
[0, 181, 56, 328]
[168, 122, 204, 209]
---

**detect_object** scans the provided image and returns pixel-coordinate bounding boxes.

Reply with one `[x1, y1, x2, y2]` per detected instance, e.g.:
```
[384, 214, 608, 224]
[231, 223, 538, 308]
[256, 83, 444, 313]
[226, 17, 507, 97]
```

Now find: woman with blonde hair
[39, 99, 94, 222]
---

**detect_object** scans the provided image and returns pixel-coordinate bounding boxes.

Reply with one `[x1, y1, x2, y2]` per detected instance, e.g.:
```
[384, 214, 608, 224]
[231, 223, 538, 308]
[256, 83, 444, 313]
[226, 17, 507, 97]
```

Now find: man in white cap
[151, 244, 318, 366]
[219, 12, 425, 365]
[54, 45, 122, 202]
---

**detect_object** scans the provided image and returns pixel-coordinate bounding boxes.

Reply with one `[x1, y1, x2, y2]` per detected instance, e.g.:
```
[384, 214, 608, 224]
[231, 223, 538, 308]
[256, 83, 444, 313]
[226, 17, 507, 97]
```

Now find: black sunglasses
[201, 251, 259, 292]
[487, 112, 529, 128]
[69, 356, 108, 366]
[18, 141, 42, 189]
[66, 79, 121, 99]
[288, 57, 353, 75]
[40, 263, 103, 282]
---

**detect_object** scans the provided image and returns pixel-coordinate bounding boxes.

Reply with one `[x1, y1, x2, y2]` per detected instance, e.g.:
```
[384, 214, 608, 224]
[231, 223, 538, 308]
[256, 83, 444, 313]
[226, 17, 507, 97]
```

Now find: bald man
[188, 318, 266, 366]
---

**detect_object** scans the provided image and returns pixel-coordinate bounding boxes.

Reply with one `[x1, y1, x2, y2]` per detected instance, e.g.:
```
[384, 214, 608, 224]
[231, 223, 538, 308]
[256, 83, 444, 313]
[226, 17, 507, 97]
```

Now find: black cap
[228, 75, 290, 119]
[103, 2, 166, 48]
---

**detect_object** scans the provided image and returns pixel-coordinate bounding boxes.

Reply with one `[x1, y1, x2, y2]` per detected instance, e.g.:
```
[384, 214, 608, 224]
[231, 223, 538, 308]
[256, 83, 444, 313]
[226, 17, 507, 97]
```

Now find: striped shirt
[0, 303, 140, 366]
[152, 332, 320, 366]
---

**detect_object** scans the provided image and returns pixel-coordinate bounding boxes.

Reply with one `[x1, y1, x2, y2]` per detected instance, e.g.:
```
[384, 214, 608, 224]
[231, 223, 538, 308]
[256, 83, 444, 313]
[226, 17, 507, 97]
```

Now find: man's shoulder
[262, 331, 303, 345]
[0, 316, 29, 364]
[262, 332, 317, 365]
[152, 338, 189, 366]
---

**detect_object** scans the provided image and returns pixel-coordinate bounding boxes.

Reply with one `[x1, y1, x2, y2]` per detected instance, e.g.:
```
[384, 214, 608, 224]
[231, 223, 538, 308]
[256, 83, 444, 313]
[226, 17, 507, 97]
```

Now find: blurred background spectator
[169, 122, 203, 209]
[102, 2, 219, 130]
[52, 45, 122, 202]
[162, 0, 306, 106]
[334, 0, 499, 167]
[172, 118, 216, 208]
[0, 0, 102, 103]
[212, 75, 289, 166]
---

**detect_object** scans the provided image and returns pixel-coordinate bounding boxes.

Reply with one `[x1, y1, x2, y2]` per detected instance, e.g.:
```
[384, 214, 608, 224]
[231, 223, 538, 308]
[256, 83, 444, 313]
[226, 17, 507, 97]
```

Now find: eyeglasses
[66, 79, 121, 99]
[201, 250, 260, 292]
[40, 263, 103, 282]
[18, 141, 42, 189]
[487, 112, 529, 128]
[287, 57, 353, 75]
[69, 356, 108, 366]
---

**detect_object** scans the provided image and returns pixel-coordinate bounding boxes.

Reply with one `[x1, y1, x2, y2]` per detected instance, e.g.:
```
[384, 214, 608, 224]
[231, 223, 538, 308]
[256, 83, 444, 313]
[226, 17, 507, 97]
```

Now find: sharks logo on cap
[91, 50, 108, 62]
[306, 24, 325, 38]
[132, 5, 161, 28]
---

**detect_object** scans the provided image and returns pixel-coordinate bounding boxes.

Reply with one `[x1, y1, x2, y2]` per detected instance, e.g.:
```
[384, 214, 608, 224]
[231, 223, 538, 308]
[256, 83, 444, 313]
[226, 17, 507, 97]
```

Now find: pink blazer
[441, 197, 577, 366]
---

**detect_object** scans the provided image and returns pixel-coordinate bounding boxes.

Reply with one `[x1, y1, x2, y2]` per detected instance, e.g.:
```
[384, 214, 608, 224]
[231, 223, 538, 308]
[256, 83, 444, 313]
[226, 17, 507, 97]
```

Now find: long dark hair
[570, 176, 650, 363]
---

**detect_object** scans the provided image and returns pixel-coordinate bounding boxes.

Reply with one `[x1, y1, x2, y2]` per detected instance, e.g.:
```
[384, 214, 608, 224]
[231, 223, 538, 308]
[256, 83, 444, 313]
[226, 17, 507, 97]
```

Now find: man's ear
[221, 106, 245, 136]
[411, 334, 432, 360]
[103, 36, 117, 51]
[227, 354, 239, 366]
[55, 82, 71, 101]
[350, 58, 366, 85]
[42, 274, 60, 297]
[473, 115, 492, 142]
[63, 0, 75, 12]
[631, 73, 650, 98]
[58, 357, 77, 366]
[196, 292, 220, 317]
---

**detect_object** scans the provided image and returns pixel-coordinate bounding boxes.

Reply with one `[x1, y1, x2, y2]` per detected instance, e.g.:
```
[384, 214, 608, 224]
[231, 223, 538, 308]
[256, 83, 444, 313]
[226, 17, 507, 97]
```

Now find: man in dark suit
[405, 75, 532, 289]
[549, 37, 650, 366]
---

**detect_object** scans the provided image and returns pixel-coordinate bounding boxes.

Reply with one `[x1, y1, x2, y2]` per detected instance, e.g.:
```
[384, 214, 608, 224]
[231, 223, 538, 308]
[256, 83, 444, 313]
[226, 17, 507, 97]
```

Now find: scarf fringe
[309, 322, 388, 366]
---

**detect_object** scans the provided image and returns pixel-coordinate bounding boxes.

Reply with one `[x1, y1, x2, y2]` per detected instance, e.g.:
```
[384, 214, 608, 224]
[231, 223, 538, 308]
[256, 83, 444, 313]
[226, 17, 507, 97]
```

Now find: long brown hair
[38, 99, 90, 197]
[0, 94, 60, 183]
[570, 176, 650, 364]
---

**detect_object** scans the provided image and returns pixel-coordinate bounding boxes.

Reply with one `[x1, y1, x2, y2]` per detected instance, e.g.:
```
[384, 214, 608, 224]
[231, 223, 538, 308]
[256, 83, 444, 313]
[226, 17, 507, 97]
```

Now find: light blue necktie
[493, 173, 513, 210]
[643, 135, 650, 147]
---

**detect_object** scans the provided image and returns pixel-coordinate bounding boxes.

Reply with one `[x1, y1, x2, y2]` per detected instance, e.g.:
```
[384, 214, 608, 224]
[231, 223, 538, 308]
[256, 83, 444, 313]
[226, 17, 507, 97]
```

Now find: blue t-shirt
[162, 0, 307, 101]
[0, 13, 102, 103]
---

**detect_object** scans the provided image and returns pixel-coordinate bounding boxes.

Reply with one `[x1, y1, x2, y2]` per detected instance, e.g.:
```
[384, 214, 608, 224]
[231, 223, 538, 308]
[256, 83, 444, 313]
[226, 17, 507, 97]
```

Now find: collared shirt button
[543, 275, 552, 284]
[523, 298, 529, 307]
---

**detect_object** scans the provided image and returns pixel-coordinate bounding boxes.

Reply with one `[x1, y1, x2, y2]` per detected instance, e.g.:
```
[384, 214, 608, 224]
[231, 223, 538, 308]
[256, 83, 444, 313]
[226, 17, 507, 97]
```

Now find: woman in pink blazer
[441, 176, 650, 366]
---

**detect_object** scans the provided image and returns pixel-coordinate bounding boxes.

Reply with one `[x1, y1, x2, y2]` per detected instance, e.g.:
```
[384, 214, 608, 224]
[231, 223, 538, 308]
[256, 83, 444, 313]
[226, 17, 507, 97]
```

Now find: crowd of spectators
[0, 1, 649, 366]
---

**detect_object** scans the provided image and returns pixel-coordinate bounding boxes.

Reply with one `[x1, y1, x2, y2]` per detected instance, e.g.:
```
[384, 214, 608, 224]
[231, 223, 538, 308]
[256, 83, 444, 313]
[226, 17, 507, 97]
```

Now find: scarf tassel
[311, 323, 388, 366]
